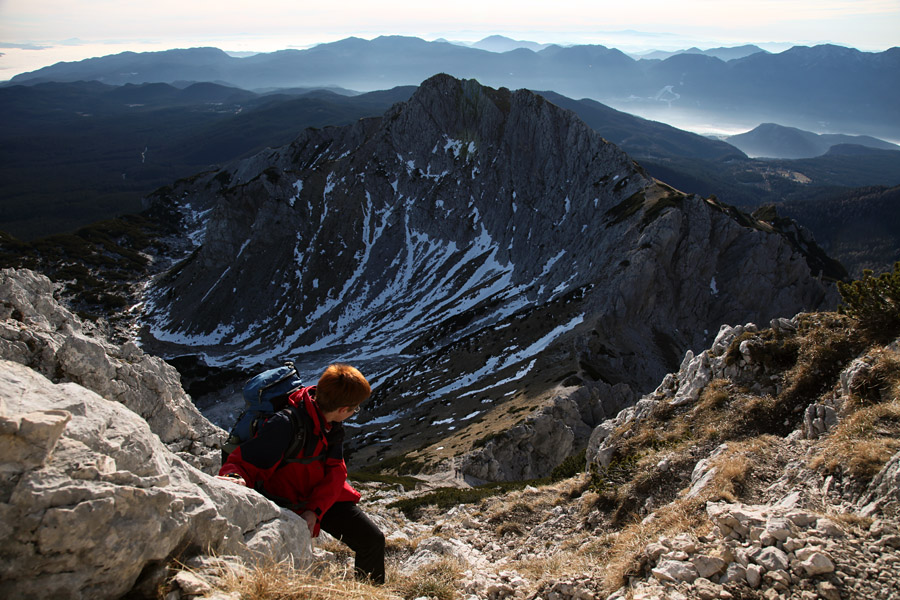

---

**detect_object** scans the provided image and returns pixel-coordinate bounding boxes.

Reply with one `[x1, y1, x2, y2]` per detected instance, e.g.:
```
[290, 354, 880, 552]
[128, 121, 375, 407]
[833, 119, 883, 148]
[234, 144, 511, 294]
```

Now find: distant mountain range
[727, 123, 900, 158]
[633, 44, 766, 61]
[7, 36, 898, 139]
[455, 35, 554, 53]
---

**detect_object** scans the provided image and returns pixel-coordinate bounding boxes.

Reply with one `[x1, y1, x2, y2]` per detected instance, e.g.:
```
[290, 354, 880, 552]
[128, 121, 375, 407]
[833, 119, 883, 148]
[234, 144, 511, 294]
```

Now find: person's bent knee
[372, 527, 386, 549]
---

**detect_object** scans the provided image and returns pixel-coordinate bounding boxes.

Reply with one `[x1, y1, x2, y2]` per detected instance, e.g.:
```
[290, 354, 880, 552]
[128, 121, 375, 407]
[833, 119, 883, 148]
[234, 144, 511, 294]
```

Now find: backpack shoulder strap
[279, 402, 327, 465]
[281, 403, 305, 460]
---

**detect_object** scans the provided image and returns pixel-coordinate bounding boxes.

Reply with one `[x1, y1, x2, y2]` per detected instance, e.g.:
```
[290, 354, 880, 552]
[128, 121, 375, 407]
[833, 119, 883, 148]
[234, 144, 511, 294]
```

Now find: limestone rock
[0, 268, 224, 473]
[749, 546, 790, 571]
[691, 554, 727, 579]
[802, 403, 838, 439]
[651, 559, 699, 583]
[797, 550, 835, 575]
[0, 359, 310, 600]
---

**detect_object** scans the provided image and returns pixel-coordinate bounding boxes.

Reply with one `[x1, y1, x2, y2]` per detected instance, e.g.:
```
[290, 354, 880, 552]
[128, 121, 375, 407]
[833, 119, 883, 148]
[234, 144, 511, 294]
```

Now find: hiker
[217, 363, 386, 584]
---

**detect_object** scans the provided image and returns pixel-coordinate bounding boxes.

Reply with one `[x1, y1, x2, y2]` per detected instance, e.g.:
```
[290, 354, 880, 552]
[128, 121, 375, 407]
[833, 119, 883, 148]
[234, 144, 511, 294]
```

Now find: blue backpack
[222, 361, 305, 460]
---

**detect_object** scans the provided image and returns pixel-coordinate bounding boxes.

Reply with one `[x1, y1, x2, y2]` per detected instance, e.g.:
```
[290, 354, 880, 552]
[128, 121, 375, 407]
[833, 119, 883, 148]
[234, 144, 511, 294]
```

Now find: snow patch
[289, 180, 303, 207]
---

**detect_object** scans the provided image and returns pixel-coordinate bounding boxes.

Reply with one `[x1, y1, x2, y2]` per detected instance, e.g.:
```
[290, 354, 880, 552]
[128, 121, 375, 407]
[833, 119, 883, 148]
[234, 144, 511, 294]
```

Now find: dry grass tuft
[512, 544, 597, 582]
[214, 558, 396, 600]
[828, 511, 874, 531]
[698, 436, 780, 503]
[811, 343, 900, 484]
[385, 534, 419, 557]
[813, 395, 900, 481]
[487, 498, 538, 525]
[845, 347, 900, 407]
[581, 498, 708, 594]
[780, 314, 862, 417]
[201, 552, 466, 600]
[391, 557, 464, 600]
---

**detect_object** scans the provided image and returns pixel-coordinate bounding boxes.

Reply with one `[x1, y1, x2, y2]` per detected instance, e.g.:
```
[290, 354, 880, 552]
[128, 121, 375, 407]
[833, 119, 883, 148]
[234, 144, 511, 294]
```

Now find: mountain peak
[142, 74, 833, 468]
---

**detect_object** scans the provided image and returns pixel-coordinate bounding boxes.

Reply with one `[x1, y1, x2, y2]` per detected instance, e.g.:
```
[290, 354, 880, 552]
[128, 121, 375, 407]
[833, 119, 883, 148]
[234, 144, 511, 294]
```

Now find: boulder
[0, 359, 310, 599]
[0, 268, 223, 473]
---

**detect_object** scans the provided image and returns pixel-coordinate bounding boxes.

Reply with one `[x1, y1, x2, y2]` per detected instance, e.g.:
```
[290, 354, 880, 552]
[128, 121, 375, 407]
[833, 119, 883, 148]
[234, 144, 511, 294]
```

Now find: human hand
[215, 474, 247, 486]
[300, 510, 317, 534]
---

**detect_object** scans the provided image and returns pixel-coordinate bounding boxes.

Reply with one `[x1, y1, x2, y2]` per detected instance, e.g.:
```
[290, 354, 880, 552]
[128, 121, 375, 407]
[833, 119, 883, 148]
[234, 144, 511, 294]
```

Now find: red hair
[316, 364, 371, 411]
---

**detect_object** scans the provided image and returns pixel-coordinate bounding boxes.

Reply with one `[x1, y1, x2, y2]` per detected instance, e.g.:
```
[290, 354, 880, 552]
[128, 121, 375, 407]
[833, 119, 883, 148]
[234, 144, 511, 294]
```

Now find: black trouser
[319, 501, 386, 584]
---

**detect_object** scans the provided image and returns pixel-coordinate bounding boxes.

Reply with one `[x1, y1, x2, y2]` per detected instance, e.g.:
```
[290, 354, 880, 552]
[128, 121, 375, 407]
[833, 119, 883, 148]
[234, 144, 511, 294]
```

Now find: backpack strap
[277, 403, 327, 466]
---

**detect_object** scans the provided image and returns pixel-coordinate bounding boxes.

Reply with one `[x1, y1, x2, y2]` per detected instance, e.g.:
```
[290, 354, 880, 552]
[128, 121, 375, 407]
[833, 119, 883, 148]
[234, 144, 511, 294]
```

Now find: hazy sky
[1, 0, 898, 78]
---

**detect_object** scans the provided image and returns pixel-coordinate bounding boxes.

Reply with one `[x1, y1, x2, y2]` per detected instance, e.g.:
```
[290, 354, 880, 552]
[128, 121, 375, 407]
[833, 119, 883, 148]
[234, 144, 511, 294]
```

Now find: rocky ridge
[342, 313, 899, 600]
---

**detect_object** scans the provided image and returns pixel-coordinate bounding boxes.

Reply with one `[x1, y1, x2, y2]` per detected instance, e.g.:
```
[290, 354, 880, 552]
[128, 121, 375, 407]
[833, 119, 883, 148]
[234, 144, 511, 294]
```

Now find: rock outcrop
[586, 317, 799, 471]
[0, 268, 313, 598]
[586, 315, 900, 511]
[0, 358, 311, 599]
[460, 380, 634, 481]
[0, 268, 222, 473]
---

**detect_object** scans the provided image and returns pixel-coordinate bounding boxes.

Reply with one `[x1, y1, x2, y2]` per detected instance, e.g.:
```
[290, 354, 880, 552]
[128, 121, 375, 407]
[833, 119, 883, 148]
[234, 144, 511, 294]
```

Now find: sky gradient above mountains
[1, 0, 897, 79]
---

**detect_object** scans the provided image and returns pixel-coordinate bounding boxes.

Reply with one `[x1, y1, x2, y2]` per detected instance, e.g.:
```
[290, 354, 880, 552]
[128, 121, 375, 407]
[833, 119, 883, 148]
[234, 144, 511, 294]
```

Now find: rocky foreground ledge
[0, 268, 222, 472]
[0, 269, 312, 598]
[352, 473, 900, 600]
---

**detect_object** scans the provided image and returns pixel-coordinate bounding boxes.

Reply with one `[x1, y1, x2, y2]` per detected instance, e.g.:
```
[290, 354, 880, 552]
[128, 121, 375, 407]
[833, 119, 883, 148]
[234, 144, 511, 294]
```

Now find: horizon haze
[1, 0, 898, 79]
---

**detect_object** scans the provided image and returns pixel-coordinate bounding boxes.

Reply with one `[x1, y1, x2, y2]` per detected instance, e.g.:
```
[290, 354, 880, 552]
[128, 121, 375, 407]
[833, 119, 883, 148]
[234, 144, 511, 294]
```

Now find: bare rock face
[460, 380, 634, 481]
[585, 319, 789, 471]
[0, 358, 311, 599]
[0, 268, 223, 473]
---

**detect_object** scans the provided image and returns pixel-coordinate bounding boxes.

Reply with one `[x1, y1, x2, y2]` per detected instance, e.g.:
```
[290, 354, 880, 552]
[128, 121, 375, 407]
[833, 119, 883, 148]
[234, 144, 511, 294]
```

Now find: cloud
[0, 42, 51, 50]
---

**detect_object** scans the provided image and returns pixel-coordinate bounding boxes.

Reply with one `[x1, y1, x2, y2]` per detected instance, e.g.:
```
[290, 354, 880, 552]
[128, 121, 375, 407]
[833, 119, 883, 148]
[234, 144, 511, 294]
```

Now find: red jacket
[219, 386, 360, 535]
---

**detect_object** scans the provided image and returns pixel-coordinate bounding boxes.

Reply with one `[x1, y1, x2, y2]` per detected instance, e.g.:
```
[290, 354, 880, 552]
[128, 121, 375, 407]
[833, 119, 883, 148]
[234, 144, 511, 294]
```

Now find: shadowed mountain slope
[728, 123, 900, 159]
[0, 80, 414, 239]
